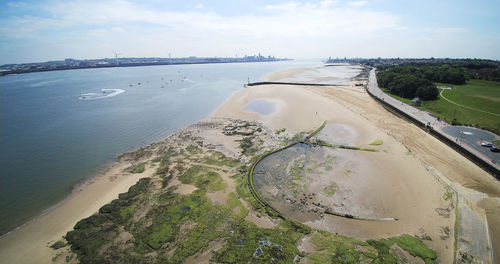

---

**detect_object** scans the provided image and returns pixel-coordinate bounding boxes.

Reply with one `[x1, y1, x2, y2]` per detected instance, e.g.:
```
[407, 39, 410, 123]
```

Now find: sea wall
[364, 83, 500, 179]
[246, 81, 339, 87]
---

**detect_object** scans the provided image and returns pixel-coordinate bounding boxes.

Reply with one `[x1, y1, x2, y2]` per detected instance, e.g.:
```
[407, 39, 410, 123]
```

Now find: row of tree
[468, 68, 500, 81]
[377, 71, 438, 100]
[377, 64, 467, 85]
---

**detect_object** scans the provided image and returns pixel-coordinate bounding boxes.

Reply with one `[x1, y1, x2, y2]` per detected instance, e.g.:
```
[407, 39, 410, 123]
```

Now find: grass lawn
[381, 88, 414, 104]
[381, 80, 500, 134]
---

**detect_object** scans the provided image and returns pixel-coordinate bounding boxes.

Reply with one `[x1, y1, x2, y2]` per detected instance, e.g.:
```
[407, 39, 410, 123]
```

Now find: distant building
[412, 97, 422, 106]
[437, 86, 452, 90]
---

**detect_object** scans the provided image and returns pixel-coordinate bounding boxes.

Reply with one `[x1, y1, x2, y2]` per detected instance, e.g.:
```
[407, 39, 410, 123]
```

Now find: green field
[383, 80, 500, 134]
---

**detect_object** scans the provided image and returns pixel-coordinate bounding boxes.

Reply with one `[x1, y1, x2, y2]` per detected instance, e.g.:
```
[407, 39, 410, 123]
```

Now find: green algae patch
[391, 235, 437, 262]
[227, 192, 248, 216]
[307, 231, 437, 264]
[443, 191, 453, 201]
[185, 144, 201, 154]
[290, 157, 305, 181]
[239, 136, 260, 156]
[178, 165, 202, 184]
[276, 128, 286, 134]
[65, 214, 118, 263]
[235, 176, 264, 213]
[212, 220, 301, 263]
[126, 162, 146, 173]
[119, 178, 151, 200]
[308, 231, 376, 264]
[367, 234, 437, 264]
[141, 191, 213, 250]
[369, 139, 384, 146]
[323, 182, 339, 196]
[179, 166, 226, 191]
[203, 150, 241, 167]
[50, 240, 67, 250]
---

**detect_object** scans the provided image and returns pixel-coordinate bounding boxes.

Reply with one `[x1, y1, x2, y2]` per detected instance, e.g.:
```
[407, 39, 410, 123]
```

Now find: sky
[1, 0, 499, 64]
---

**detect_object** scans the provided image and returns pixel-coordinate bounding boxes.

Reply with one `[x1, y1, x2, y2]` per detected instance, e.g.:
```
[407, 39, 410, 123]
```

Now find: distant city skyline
[1, 0, 499, 64]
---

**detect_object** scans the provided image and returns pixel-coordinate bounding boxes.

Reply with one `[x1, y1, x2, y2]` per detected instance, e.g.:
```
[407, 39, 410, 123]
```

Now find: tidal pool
[253, 126, 381, 223]
[244, 99, 276, 115]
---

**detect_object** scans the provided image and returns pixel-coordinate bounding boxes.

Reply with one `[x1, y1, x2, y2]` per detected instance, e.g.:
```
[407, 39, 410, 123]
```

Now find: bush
[50, 240, 66, 249]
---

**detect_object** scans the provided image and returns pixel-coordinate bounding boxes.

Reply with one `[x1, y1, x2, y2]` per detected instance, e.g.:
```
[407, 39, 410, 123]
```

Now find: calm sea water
[0, 60, 356, 235]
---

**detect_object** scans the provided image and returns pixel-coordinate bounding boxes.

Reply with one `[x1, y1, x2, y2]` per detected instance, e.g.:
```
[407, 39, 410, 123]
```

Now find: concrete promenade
[366, 68, 500, 173]
[367, 68, 495, 263]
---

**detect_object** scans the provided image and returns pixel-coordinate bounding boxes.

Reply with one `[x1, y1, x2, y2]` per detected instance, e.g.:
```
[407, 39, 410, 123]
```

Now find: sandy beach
[212, 65, 500, 262]
[1, 64, 499, 263]
[212, 73, 456, 262]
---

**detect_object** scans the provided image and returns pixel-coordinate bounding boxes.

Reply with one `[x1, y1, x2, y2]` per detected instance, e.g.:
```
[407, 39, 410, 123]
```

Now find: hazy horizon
[1, 0, 500, 64]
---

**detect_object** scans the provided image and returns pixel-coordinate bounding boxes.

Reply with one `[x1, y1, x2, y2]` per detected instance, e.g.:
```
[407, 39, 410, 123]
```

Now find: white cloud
[0, 0, 404, 62]
[264, 2, 300, 11]
[0, 15, 67, 38]
[433, 27, 467, 33]
[88, 28, 108, 36]
[195, 3, 204, 9]
[320, 0, 338, 8]
[111, 27, 124, 32]
[7, 1, 27, 8]
[348, 1, 368, 7]
[4, 0, 399, 39]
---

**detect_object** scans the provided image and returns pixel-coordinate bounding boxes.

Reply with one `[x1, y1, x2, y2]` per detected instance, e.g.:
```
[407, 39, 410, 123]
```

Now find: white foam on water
[79, 89, 124, 100]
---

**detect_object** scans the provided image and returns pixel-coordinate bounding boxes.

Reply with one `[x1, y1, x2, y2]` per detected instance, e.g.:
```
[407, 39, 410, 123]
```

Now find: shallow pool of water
[244, 99, 276, 115]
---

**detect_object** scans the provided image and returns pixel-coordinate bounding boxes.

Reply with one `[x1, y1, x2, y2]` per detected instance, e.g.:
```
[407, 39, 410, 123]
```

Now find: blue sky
[1, 0, 499, 64]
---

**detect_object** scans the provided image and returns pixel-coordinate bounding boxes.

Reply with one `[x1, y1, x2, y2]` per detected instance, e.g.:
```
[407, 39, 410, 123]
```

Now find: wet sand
[211, 67, 500, 263]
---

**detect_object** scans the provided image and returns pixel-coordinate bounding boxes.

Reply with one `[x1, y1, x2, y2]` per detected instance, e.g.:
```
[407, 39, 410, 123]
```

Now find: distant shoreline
[0, 58, 291, 77]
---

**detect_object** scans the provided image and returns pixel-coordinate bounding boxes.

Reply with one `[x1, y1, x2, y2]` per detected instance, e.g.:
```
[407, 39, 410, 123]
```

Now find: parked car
[481, 142, 493, 147]
[491, 146, 500, 153]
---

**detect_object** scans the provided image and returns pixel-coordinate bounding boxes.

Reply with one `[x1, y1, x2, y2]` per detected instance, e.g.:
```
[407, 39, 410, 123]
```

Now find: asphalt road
[367, 69, 449, 126]
[442, 126, 500, 164]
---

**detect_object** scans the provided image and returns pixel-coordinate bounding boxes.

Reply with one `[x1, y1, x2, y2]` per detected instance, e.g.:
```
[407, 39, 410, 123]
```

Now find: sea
[0, 60, 359, 235]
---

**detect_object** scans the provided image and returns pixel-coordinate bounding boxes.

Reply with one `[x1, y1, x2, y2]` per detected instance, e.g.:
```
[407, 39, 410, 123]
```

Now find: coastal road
[367, 68, 496, 263]
[367, 69, 448, 127]
[442, 126, 500, 164]
[367, 68, 500, 170]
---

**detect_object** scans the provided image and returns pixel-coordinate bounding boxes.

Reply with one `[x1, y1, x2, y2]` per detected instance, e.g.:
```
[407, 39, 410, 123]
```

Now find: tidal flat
[54, 118, 440, 263]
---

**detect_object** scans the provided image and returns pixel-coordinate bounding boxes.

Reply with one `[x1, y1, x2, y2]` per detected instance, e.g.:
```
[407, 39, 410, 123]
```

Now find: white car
[481, 142, 493, 147]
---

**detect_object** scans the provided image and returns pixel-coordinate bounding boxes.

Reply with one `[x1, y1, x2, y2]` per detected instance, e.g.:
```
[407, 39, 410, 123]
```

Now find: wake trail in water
[79, 89, 125, 100]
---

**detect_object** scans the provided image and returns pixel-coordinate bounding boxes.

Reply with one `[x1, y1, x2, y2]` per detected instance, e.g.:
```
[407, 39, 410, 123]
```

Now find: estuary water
[0, 60, 354, 235]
